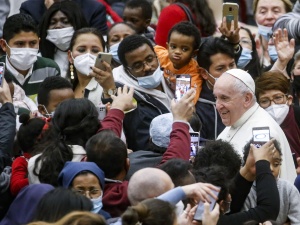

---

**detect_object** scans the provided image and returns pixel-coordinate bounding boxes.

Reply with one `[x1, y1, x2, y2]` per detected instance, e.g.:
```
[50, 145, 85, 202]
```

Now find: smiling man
[214, 68, 296, 183]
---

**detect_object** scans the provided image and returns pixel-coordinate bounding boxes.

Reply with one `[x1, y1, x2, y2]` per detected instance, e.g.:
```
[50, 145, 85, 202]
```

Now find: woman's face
[255, 0, 286, 26]
[48, 10, 72, 29]
[107, 23, 136, 47]
[72, 173, 102, 199]
[239, 29, 253, 51]
[69, 33, 104, 60]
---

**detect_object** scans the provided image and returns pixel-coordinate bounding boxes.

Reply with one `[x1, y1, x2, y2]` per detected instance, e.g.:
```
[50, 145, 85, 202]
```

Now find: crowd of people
[0, 0, 300, 224]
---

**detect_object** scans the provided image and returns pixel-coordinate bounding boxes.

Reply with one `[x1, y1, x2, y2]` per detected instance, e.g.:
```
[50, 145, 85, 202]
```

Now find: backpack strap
[174, 2, 196, 24]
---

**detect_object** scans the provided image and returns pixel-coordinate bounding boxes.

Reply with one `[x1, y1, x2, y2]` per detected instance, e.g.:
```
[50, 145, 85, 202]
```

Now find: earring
[70, 64, 74, 80]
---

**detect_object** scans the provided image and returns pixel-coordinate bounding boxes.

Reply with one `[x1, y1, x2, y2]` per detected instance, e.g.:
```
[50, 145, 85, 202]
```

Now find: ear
[0, 39, 8, 52]
[287, 94, 293, 106]
[192, 49, 199, 58]
[200, 67, 208, 80]
[38, 104, 46, 115]
[244, 92, 253, 107]
[166, 42, 169, 49]
[67, 50, 73, 64]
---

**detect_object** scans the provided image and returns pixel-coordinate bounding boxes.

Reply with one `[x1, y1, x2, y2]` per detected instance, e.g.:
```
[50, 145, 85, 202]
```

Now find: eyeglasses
[127, 55, 158, 73]
[73, 188, 101, 198]
[259, 94, 287, 108]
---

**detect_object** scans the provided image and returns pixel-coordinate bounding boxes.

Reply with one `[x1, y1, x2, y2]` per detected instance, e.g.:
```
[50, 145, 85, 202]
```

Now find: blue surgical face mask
[237, 48, 252, 68]
[136, 65, 163, 89]
[257, 24, 273, 41]
[109, 42, 121, 64]
[91, 194, 103, 213]
[268, 45, 278, 61]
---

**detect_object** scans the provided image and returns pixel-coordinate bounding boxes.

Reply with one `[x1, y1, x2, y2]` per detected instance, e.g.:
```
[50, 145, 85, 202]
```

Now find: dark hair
[34, 98, 100, 186]
[37, 76, 73, 107]
[240, 26, 261, 79]
[86, 130, 128, 179]
[38, 1, 88, 59]
[197, 37, 235, 71]
[189, 112, 202, 133]
[67, 27, 105, 86]
[193, 165, 231, 202]
[193, 140, 242, 180]
[167, 21, 201, 50]
[175, 0, 216, 36]
[107, 22, 137, 47]
[3, 13, 37, 42]
[255, 71, 290, 99]
[118, 34, 154, 67]
[17, 114, 46, 153]
[159, 159, 195, 187]
[122, 198, 176, 225]
[125, 0, 152, 20]
[33, 188, 93, 222]
[242, 138, 282, 166]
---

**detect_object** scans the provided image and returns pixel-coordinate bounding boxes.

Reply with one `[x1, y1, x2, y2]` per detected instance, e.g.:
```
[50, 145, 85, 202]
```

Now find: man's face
[203, 53, 236, 88]
[123, 7, 149, 34]
[0, 31, 39, 56]
[125, 43, 159, 78]
[38, 88, 74, 116]
[167, 31, 196, 70]
[213, 75, 248, 126]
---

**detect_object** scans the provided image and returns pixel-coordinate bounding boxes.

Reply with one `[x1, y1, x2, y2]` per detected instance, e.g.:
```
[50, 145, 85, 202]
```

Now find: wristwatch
[103, 88, 117, 96]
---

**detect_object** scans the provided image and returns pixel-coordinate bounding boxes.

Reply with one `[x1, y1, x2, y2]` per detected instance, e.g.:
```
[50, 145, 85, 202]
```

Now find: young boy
[123, 0, 155, 44]
[154, 21, 203, 104]
[0, 13, 60, 101]
[242, 139, 300, 224]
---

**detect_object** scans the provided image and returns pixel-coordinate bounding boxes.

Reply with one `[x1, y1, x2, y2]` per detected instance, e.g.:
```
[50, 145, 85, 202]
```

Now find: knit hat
[225, 69, 255, 93]
[149, 113, 173, 148]
[58, 162, 105, 189]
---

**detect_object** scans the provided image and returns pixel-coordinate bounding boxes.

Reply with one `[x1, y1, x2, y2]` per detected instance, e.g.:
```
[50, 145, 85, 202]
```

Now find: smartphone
[0, 62, 5, 87]
[222, 3, 239, 30]
[175, 75, 191, 101]
[252, 126, 270, 148]
[190, 132, 200, 157]
[94, 52, 112, 71]
[96, 104, 106, 121]
[194, 188, 220, 221]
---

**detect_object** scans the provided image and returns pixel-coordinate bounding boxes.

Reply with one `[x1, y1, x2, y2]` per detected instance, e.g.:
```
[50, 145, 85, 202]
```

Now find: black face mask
[293, 76, 300, 91]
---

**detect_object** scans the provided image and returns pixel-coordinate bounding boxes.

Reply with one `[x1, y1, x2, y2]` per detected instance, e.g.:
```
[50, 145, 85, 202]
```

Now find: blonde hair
[253, 0, 293, 15]
[27, 211, 106, 225]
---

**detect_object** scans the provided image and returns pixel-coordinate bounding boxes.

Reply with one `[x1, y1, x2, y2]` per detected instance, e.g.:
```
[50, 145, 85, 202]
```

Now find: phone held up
[94, 52, 112, 71]
[0, 62, 5, 87]
[222, 2, 239, 30]
[96, 103, 106, 121]
[193, 187, 220, 222]
[175, 74, 191, 101]
[252, 126, 270, 148]
[190, 132, 200, 157]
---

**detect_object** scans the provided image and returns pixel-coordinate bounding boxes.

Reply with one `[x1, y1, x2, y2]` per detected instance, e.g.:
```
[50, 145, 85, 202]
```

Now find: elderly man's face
[213, 75, 247, 126]
[125, 43, 159, 78]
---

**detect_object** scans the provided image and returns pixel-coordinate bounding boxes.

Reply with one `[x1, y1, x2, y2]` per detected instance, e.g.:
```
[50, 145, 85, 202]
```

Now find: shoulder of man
[33, 56, 61, 76]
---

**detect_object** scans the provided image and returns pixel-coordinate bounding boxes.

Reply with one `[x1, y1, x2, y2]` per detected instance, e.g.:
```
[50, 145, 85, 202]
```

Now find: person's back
[0, 13, 60, 100]
[155, 21, 203, 105]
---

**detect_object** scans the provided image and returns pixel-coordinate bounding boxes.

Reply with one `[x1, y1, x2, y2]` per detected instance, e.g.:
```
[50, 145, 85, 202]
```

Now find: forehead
[169, 31, 195, 46]
[123, 7, 143, 17]
[109, 24, 135, 37]
[48, 88, 74, 103]
[73, 33, 103, 47]
[51, 10, 67, 19]
[239, 29, 251, 39]
[259, 89, 284, 98]
[257, 0, 285, 10]
[73, 173, 100, 185]
[213, 75, 235, 95]
[125, 44, 154, 64]
[210, 53, 235, 67]
[8, 31, 39, 43]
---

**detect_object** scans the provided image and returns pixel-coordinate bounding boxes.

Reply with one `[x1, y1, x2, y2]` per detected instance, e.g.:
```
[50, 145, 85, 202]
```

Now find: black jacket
[20, 0, 108, 33]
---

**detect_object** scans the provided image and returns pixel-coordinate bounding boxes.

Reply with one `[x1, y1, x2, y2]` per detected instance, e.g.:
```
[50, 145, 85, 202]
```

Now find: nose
[143, 62, 152, 71]
[265, 10, 275, 19]
[270, 100, 276, 106]
[53, 22, 63, 29]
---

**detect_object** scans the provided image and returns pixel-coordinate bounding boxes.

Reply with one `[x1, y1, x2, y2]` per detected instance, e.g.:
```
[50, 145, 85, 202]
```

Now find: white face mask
[72, 52, 96, 76]
[108, 42, 121, 64]
[6, 42, 38, 70]
[265, 104, 289, 125]
[136, 65, 163, 89]
[46, 27, 74, 51]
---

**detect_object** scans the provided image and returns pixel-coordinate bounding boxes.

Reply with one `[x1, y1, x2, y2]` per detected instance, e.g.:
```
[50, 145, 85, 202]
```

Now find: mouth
[172, 55, 181, 61]
[220, 111, 229, 117]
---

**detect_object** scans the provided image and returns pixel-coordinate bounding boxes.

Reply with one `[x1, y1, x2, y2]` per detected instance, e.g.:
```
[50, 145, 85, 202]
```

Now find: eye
[182, 47, 188, 52]
[170, 44, 176, 49]
[77, 47, 86, 53]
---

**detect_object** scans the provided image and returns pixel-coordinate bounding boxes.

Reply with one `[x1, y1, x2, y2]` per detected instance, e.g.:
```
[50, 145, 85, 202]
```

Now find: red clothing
[99, 108, 124, 137]
[155, 4, 189, 47]
[97, 0, 123, 27]
[281, 106, 300, 158]
[103, 180, 130, 217]
[10, 153, 31, 196]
